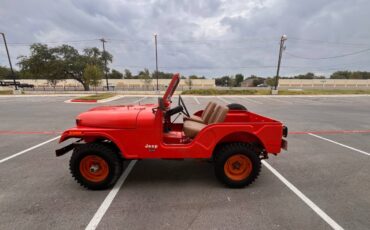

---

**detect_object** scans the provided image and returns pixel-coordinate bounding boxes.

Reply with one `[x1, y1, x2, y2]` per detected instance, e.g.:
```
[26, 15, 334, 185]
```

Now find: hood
[76, 105, 148, 129]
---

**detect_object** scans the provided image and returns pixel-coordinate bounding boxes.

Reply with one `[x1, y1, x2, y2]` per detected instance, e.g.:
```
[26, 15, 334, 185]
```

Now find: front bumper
[55, 142, 81, 157]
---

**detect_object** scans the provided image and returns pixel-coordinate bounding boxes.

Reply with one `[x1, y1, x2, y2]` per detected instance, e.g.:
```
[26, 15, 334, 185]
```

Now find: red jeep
[56, 74, 287, 190]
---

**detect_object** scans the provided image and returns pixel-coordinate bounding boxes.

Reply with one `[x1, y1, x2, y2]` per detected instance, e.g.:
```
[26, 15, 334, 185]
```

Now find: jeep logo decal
[145, 144, 158, 152]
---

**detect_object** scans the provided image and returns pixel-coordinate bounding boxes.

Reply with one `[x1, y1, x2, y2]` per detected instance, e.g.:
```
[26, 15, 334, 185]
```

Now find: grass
[0, 90, 13, 95]
[182, 88, 370, 95]
[182, 89, 271, 95]
[75, 93, 116, 100]
[278, 89, 370, 95]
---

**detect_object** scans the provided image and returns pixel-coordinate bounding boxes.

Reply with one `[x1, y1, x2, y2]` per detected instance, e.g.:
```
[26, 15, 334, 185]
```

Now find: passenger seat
[183, 104, 229, 138]
[185, 101, 216, 124]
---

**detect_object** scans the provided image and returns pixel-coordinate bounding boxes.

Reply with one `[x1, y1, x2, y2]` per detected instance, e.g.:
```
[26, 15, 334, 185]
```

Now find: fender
[56, 128, 125, 157]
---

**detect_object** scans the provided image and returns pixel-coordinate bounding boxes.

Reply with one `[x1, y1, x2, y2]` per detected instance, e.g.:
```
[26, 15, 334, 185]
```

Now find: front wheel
[214, 143, 261, 188]
[69, 143, 123, 190]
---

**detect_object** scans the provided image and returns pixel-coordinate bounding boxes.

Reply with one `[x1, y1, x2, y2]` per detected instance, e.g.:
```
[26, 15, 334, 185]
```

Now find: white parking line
[85, 160, 137, 230]
[135, 97, 147, 104]
[263, 97, 293, 104]
[262, 161, 344, 230]
[0, 136, 61, 164]
[309, 133, 370, 156]
[193, 97, 200, 105]
[239, 97, 263, 105]
[217, 96, 230, 104]
[294, 97, 326, 105]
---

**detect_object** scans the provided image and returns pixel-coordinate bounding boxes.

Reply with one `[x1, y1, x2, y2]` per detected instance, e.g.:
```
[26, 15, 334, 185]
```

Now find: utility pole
[100, 38, 109, 91]
[274, 35, 287, 90]
[0, 32, 17, 90]
[154, 33, 159, 91]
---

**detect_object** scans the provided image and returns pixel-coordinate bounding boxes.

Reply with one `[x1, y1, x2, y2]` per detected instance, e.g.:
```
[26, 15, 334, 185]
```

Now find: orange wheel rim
[224, 154, 253, 181]
[79, 155, 109, 182]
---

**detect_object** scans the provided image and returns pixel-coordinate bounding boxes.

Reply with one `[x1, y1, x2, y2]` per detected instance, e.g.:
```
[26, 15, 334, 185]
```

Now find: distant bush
[0, 90, 13, 95]
[182, 88, 370, 95]
[182, 89, 271, 95]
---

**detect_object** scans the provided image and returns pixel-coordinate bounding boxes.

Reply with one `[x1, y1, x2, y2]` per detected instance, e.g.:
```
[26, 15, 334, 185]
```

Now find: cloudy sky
[1, 0, 370, 78]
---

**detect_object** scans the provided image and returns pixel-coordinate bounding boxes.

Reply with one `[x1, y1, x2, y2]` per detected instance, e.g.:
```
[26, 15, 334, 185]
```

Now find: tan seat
[185, 101, 216, 124]
[183, 104, 229, 138]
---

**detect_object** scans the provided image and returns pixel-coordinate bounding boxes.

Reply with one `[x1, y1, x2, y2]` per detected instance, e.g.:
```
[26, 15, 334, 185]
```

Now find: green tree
[0, 66, 11, 79]
[18, 43, 112, 91]
[124, 69, 133, 79]
[185, 78, 193, 90]
[108, 69, 123, 79]
[17, 44, 64, 85]
[215, 75, 231, 86]
[138, 68, 152, 88]
[156, 71, 173, 79]
[266, 77, 276, 87]
[235, 73, 244, 86]
[189, 75, 199, 79]
[83, 64, 103, 91]
[252, 78, 264, 86]
[330, 71, 351, 79]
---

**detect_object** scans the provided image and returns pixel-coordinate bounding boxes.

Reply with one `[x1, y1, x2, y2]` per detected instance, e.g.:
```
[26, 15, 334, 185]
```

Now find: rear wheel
[214, 143, 261, 188]
[69, 143, 123, 190]
[227, 103, 247, 111]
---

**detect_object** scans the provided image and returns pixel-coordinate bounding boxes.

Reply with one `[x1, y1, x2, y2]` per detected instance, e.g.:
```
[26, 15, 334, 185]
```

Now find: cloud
[1, 0, 370, 77]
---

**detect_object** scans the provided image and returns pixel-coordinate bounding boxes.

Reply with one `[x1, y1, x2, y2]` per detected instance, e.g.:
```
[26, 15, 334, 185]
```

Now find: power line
[289, 37, 370, 47]
[285, 47, 370, 60]
[116, 65, 305, 70]
[0, 39, 100, 46]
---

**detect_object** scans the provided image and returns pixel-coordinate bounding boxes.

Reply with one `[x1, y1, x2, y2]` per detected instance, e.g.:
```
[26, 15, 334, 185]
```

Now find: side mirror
[158, 97, 165, 111]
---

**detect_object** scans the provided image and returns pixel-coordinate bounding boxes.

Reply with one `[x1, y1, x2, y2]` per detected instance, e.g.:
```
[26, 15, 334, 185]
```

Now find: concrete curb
[64, 95, 125, 104]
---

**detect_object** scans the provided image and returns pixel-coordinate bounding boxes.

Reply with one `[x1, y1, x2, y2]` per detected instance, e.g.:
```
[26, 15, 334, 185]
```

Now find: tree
[252, 78, 264, 86]
[215, 75, 231, 86]
[18, 43, 112, 91]
[235, 74, 244, 87]
[243, 75, 266, 87]
[138, 68, 152, 89]
[83, 64, 103, 91]
[124, 69, 133, 79]
[330, 71, 351, 79]
[156, 71, 173, 79]
[291, 72, 325, 79]
[108, 69, 123, 79]
[330, 71, 370, 79]
[266, 77, 276, 87]
[0, 66, 11, 79]
[185, 78, 193, 90]
[18, 44, 64, 85]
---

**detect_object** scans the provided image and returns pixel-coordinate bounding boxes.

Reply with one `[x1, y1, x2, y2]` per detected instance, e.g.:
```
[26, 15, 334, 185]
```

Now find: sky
[1, 0, 370, 78]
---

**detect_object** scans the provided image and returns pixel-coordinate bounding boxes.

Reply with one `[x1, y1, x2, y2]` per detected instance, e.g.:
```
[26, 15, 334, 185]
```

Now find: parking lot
[0, 95, 369, 230]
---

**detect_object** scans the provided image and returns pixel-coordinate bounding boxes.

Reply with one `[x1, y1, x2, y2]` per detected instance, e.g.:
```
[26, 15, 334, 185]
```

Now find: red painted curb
[70, 99, 98, 103]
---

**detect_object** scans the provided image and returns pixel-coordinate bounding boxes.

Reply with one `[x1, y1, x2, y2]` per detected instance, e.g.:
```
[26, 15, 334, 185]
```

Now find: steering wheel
[178, 95, 190, 117]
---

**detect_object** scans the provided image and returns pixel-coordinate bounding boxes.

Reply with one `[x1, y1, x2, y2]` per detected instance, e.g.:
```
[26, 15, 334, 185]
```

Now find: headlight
[76, 119, 81, 126]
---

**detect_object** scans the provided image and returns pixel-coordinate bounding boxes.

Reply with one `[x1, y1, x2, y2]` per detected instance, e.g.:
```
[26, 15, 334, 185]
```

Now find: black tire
[214, 143, 261, 188]
[69, 143, 123, 190]
[227, 103, 247, 111]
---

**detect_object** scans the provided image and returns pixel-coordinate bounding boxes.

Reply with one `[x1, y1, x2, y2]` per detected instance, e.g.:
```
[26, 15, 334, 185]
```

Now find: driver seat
[183, 104, 229, 138]
[185, 101, 216, 124]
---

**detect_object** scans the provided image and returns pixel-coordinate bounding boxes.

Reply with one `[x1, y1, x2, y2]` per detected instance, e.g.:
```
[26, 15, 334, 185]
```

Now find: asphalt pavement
[0, 94, 369, 230]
